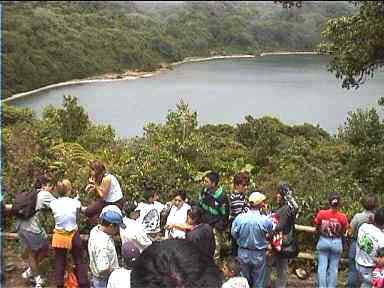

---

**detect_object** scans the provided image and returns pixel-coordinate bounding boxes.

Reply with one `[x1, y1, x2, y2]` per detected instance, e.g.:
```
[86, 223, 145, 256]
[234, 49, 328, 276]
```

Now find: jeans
[238, 248, 267, 288]
[347, 240, 360, 288]
[54, 231, 89, 288]
[85, 198, 124, 225]
[316, 236, 343, 288]
[356, 263, 373, 288]
[92, 276, 108, 288]
[265, 254, 289, 288]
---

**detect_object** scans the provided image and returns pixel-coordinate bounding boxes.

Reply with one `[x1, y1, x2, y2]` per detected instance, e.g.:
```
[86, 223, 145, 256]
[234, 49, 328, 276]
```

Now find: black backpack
[13, 189, 38, 218]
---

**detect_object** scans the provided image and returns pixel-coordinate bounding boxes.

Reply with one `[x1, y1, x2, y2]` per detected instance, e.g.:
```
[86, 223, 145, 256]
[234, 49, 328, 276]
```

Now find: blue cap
[100, 205, 126, 229]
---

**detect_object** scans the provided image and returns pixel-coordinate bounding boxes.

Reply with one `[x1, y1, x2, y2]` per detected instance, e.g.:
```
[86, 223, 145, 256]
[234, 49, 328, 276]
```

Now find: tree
[319, 1, 384, 89]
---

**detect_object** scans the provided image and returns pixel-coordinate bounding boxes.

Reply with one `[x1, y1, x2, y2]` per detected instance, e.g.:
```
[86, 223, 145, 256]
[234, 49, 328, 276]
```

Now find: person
[372, 247, 384, 288]
[198, 171, 229, 261]
[164, 190, 191, 239]
[7, 175, 56, 288]
[50, 179, 89, 288]
[347, 194, 377, 288]
[186, 205, 216, 258]
[265, 182, 298, 288]
[231, 192, 274, 288]
[135, 186, 165, 241]
[229, 172, 250, 257]
[355, 207, 384, 288]
[107, 240, 140, 288]
[84, 160, 124, 224]
[120, 209, 152, 253]
[88, 205, 126, 288]
[314, 192, 349, 288]
[131, 239, 224, 288]
[222, 257, 250, 288]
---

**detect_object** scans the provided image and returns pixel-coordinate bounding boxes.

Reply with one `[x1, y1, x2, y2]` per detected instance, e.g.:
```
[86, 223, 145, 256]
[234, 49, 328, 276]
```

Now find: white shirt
[356, 223, 384, 267]
[135, 202, 164, 234]
[222, 277, 250, 288]
[50, 197, 81, 231]
[120, 217, 152, 252]
[107, 268, 131, 288]
[104, 174, 123, 203]
[165, 203, 191, 239]
[88, 225, 119, 278]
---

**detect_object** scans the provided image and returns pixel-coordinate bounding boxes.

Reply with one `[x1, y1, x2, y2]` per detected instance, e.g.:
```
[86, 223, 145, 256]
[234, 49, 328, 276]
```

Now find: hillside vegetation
[3, 1, 354, 98]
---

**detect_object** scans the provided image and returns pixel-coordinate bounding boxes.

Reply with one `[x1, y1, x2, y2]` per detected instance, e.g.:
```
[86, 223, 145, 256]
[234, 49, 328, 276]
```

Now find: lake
[8, 55, 384, 138]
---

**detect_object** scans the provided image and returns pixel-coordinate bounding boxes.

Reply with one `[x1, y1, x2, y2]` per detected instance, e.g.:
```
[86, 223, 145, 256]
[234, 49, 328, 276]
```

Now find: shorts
[18, 229, 49, 253]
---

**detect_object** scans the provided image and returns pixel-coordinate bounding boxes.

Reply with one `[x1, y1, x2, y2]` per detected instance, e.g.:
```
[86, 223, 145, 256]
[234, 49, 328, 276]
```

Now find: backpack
[13, 189, 38, 218]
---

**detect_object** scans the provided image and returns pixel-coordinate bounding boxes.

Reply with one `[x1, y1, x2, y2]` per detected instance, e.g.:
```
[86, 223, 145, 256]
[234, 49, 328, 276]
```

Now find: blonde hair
[56, 179, 72, 196]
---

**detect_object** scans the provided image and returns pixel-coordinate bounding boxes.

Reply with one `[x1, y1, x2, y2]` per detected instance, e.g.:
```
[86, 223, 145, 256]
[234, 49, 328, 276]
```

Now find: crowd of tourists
[3, 159, 384, 288]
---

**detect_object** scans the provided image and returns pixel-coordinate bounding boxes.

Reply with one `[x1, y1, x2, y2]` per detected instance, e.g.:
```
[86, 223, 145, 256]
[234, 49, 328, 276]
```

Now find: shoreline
[3, 51, 317, 103]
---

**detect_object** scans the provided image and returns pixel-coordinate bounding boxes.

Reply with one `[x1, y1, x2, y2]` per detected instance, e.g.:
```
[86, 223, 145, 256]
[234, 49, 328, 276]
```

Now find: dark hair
[143, 186, 156, 201]
[374, 208, 384, 227]
[131, 239, 223, 288]
[205, 172, 220, 186]
[328, 192, 341, 208]
[378, 247, 384, 257]
[361, 194, 377, 211]
[174, 190, 187, 201]
[34, 175, 50, 190]
[90, 160, 106, 184]
[233, 172, 250, 187]
[224, 257, 241, 277]
[187, 206, 203, 225]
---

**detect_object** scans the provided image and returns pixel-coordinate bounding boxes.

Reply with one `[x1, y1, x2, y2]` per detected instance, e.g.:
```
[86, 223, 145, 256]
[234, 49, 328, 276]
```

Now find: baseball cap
[122, 241, 141, 267]
[100, 205, 126, 228]
[249, 192, 266, 206]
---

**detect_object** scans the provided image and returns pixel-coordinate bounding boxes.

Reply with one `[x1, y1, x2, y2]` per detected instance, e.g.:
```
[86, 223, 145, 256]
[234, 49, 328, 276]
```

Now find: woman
[314, 192, 349, 288]
[164, 190, 191, 239]
[266, 182, 298, 288]
[50, 180, 89, 288]
[84, 160, 124, 224]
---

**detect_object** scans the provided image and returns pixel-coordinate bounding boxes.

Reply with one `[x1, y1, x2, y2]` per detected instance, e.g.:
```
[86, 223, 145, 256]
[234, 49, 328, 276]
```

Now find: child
[372, 247, 384, 288]
[222, 257, 249, 288]
[50, 179, 89, 288]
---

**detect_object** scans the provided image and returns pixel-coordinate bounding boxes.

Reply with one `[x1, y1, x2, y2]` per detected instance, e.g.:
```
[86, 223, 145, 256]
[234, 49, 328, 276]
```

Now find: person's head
[328, 192, 341, 209]
[89, 160, 106, 184]
[34, 175, 51, 191]
[99, 205, 126, 235]
[361, 194, 378, 211]
[374, 208, 384, 229]
[187, 205, 203, 226]
[233, 172, 250, 194]
[203, 172, 220, 191]
[143, 186, 157, 204]
[56, 179, 73, 197]
[276, 182, 291, 205]
[248, 192, 267, 210]
[122, 241, 141, 269]
[376, 247, 384, 268]
[222, 257, 241, 278]
[173, 190, 187, 209]
[131, 239, 223, 288]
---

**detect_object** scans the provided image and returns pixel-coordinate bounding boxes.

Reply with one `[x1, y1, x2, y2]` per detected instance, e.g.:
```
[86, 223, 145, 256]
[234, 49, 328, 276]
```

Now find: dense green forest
[3, 95, 384, 234]
[3, 1, 355, 98]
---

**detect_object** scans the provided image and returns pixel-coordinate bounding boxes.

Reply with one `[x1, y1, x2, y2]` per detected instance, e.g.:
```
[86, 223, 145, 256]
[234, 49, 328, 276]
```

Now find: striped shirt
[229, 192, 248, 220]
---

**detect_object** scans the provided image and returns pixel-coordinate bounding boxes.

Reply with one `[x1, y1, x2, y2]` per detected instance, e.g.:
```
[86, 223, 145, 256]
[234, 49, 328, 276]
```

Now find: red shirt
[314, 209, 349, 238]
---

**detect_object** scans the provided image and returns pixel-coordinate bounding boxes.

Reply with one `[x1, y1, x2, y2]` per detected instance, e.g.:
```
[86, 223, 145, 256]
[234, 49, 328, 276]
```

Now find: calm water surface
[9, 55, 384, 138]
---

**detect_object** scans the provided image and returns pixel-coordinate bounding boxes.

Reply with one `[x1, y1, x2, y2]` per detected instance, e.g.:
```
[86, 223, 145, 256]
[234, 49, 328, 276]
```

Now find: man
[88, 205, 126, 288]
[5, 175, 56, 288]
[355, 207, 384, 288]
[231, 192, 273, 288]
[198, 171, 229, 261]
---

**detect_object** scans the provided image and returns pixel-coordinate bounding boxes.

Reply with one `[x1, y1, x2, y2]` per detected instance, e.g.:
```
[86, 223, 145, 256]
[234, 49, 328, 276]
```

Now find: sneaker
[21, 267, 33, 279]
[33, 275, 45, 288]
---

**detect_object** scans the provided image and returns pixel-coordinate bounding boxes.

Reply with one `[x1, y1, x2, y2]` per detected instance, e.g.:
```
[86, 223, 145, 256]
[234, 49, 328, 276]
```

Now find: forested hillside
[3, 1, 354, 98]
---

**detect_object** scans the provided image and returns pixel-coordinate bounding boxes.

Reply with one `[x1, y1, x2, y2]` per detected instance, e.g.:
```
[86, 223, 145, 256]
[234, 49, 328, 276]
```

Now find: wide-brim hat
[249, 192, 266, 206]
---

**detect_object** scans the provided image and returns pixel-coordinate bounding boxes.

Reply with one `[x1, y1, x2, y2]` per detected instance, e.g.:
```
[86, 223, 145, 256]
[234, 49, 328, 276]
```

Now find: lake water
[9, 55, 384, 138]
